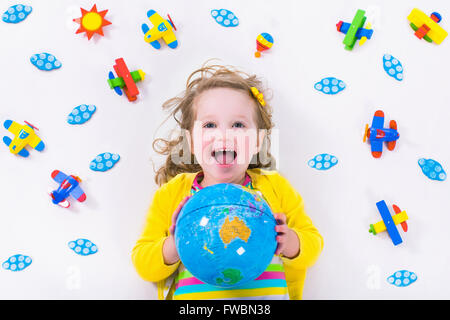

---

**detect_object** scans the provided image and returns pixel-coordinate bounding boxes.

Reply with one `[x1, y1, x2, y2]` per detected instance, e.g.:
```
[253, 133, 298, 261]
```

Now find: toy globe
[175, 183, 277, 288]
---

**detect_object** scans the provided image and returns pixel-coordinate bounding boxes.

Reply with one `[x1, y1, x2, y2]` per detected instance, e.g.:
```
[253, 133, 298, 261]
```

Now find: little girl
[132, 63, 323, 300]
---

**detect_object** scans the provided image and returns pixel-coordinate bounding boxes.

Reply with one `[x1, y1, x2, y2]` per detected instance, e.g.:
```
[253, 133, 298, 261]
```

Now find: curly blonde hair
[153, 62, 276, 186]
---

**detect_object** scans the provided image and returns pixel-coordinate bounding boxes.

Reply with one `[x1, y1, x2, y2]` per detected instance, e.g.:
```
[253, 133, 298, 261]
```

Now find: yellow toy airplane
[3, 120, 45, 157]
[407, 8, 448, 44]
[141, 10, 178, 49]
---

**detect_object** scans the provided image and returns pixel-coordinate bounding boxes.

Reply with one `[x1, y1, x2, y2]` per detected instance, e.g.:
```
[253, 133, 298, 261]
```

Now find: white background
[1, 0, 449, 299]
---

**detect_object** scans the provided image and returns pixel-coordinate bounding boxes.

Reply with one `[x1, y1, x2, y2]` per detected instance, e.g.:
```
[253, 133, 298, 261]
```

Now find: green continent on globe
[215, 268, 244, 285]
[219, 216, 251, 248]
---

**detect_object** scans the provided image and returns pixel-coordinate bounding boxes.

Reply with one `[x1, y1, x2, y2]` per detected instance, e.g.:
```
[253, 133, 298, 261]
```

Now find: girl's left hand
[274, 213, 300, 258]
[169, 195, 191, 235]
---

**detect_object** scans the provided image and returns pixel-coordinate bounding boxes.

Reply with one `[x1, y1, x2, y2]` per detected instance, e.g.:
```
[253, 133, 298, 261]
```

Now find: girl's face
[189, 87, 264, 185]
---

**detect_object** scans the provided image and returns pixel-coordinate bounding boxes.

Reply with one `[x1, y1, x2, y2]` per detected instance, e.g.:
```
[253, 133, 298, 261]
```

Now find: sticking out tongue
[214, 151, 236, 165]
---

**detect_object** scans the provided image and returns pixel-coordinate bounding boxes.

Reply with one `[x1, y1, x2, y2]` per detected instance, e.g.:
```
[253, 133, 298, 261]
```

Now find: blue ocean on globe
[175, 183, 277, 288]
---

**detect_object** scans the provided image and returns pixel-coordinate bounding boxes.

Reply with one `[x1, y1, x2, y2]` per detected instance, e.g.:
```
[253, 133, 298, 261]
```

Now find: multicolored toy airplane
[2, 120, 45, 157]
[337, 9, 373, 50]
[141, 10, 178, 49]
[407, 8, 447, 44]
[108, 57, 145, 102]
[363, 110, 399, 158]
[50, 170, 86, 208]
[369, 200, 408, 246]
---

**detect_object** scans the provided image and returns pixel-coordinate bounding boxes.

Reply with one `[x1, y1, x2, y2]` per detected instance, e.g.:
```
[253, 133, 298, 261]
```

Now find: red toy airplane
[107, 58, 145, 102]
[363, 110, 399, 158]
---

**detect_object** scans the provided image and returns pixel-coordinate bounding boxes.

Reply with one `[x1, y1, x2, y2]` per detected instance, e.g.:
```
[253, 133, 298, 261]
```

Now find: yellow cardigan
[132, 168, 324, 299]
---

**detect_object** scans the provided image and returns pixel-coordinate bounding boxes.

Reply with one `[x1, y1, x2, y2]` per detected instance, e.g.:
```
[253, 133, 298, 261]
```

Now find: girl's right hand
[163, 196, 191, 265]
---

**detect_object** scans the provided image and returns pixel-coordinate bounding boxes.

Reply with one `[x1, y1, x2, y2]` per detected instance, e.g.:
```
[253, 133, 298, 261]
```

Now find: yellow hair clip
[250, 87, 266, 107]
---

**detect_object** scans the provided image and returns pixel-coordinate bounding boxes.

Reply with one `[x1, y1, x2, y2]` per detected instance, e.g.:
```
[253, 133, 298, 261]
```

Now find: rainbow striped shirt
[172, 172, 289, 300]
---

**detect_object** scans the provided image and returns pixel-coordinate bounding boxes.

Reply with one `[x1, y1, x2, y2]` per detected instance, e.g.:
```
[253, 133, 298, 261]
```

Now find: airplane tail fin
[387, 120, 398, 151]
[49, 191, 70, 208]
[3, 136, 12, 147]
[389, 120, 397, 130]
[359, 22, 372, 46]
[393, 204, 408, 232]
[387, 141, 396, 151]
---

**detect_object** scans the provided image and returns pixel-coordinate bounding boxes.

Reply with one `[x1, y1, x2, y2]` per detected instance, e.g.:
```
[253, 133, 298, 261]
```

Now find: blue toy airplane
[141, 10, 178, 49]
[50, 170, 86, 208]
[364, 110, 399, 158]
[3, 120, 45, 157]
[336, 9, 374, 50]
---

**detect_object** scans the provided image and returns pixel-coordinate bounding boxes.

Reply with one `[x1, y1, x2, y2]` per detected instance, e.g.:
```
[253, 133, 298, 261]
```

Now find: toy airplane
[50, 170, 86, 208]
[407, 9, 448, 44]
[107, 58, 145, 102]
[141, 10, 178, 49]
[363, 110, 399, 158]
[2, 120, 45, 157]
[337, 9, 373, 50]
[369, 200, 408, 246]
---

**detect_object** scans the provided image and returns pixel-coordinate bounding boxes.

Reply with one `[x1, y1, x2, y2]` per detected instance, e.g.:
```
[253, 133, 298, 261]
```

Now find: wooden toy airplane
[363, 110, 399, 158]
[407, 8, 448, 44]
[336, 9, 373, 50]
[50, 170, 86, 208]
[2, 120, 45, 157]
[369, 200, 408, 246]
[141, 10, 178, 49]
[108, 57, 145, 102]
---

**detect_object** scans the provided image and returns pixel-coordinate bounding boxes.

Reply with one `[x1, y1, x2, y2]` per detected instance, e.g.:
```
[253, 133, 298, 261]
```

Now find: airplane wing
[371, 110, 384, 129]
[370, 140, 383, 158]
[162, 31, 178, 49]
[376, 200, 402, 245]
[143, 10, 165, 43]
[71, 185, 86, 202]
[114, 58, 139, 100]
[147, 10, 165, 31]
[141, 23, 161, 49]
[3, 120, 21, 136]
[342, 10, 366, 49]
[28, 134, 45, 151]
[51, 170, 68, 183]
[108, 71, 123, 96]
[123, 87, 137, 102]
